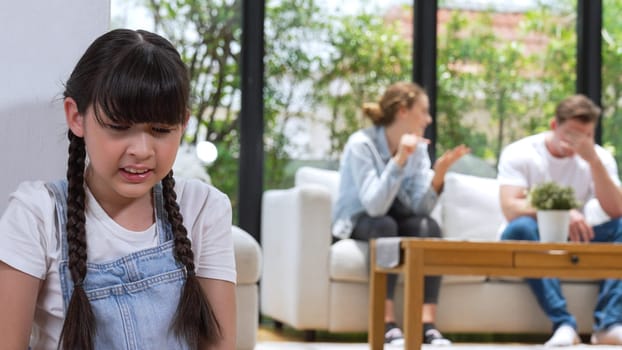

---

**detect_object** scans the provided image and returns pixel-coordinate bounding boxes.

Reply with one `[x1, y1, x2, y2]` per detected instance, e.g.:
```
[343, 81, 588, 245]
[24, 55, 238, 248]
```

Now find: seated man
[498, 94, 622, 346]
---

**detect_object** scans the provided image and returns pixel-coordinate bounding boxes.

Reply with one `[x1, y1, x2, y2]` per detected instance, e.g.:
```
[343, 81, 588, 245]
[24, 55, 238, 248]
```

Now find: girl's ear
[64, 97, 85, 137]
[550, 118, 557, 131]
[396, 106, 407, 119]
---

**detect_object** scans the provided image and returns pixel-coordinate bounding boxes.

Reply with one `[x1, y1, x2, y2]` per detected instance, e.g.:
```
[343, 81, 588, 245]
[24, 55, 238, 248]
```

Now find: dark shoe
[424, 328, 451, 346]
[384, 322, 404, 345]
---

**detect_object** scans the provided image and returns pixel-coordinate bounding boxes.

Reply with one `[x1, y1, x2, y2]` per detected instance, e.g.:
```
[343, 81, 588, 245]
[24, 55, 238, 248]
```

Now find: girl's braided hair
[59, 28, 220, 350]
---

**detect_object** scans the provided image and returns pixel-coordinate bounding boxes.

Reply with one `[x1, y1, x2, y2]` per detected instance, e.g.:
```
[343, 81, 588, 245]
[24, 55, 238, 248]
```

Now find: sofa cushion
[440, 172, 504, 241]
[329, 239, 369, 283]
[295, 166, 340, 203]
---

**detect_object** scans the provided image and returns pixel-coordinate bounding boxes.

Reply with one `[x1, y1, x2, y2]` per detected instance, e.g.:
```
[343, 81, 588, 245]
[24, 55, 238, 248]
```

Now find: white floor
[256, 341, 622, 350]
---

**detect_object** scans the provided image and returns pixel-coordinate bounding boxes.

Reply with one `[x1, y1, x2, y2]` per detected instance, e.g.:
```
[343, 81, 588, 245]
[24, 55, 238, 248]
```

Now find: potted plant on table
[528, 182, 581, 242]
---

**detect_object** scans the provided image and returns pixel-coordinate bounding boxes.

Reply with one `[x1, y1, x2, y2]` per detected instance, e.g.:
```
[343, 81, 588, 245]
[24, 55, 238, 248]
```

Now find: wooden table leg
[403, 247, 424, 350]
[369, 240, 387, 350]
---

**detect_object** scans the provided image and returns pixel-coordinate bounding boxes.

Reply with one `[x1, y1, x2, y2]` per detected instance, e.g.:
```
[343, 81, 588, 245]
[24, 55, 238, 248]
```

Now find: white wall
[0, 1, 110, 212]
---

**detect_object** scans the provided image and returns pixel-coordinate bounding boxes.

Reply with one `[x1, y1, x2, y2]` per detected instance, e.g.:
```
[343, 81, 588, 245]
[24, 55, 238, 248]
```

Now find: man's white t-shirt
[498, 131, 621, 209]
[0, 177, 236, 349]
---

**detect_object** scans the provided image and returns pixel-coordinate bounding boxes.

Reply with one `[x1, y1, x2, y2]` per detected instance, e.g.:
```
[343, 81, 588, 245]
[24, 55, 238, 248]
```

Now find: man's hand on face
[563, 129, 597, 163]
[551, 118, 596, 159]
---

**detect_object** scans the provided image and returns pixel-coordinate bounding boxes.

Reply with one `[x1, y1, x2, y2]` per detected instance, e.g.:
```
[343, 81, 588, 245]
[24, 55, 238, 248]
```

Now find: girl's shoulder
[173, 177, 232, 217]
[7, 181, 58, 235]
[0, 181, 58, 279]
[173, 178, 232, 247]
[8, 180, 56, 213]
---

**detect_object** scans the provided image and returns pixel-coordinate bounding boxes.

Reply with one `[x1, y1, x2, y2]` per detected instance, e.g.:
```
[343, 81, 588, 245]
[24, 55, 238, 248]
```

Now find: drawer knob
[570, 255, 580, 264]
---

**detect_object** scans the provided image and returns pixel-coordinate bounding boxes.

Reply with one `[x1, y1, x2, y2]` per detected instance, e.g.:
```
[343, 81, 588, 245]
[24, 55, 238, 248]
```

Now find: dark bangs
[92, 42, 189, 126]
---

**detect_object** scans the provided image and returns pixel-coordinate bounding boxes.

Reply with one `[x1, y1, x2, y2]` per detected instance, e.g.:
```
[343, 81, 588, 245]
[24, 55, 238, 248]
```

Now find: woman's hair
[362, 81, 426, 126]
[555, 94, 601, 125]
[60, 29, 220, 350]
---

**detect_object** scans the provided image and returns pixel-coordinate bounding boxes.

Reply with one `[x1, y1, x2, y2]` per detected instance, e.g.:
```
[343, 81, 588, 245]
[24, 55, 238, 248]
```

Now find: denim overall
[46, 181, 190, 350]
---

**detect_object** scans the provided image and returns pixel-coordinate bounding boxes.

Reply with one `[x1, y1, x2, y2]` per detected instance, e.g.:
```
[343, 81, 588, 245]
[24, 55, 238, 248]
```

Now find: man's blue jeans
[501, 216, 622, 331]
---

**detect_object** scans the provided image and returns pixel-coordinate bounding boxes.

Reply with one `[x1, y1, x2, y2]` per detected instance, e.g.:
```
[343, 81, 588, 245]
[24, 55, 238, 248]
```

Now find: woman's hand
[431, 144, 471, 193]
[393, 133, 429, 167]
[434, 144, 470, 175]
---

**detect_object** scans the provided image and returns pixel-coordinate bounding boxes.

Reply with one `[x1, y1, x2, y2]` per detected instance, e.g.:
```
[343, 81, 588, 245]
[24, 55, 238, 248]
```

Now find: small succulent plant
[528, 182, 580, 210]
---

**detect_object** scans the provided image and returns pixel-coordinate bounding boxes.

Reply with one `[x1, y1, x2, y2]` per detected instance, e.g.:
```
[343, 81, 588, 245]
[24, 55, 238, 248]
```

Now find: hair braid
[58, 131, 96, 350]
[162, 171, 221, 348]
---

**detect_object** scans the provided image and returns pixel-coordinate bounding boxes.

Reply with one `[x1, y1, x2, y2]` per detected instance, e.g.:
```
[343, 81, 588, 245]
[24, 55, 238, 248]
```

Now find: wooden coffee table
[369, 238, 622, 350]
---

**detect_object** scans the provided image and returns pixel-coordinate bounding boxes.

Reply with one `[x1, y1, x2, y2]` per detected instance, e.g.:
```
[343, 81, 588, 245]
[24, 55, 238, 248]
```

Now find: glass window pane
[264, 1, 413, 189]
[437, 1, 576, 170]
[602, 0, 622, 177]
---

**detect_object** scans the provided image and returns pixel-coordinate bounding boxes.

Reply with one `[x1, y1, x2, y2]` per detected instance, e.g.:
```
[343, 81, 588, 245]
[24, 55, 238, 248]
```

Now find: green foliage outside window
[133, 0, 622, 222]
[602, 0, 622, 170]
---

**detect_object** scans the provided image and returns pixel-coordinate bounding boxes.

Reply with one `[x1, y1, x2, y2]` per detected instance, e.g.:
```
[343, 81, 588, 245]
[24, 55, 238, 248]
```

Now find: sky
[111, 0, 546, 30]
[111, 0, 153, 30]
[303, 0, 543, 15]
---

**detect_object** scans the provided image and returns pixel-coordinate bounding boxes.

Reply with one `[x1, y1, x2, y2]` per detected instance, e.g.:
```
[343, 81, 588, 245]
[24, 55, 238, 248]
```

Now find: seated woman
[332, 81, 469, 345]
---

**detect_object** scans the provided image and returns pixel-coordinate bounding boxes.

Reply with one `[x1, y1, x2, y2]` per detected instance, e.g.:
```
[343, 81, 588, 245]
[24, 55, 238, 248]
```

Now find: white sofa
[232, 226, 262, 350]
[260, 166, 603, 337]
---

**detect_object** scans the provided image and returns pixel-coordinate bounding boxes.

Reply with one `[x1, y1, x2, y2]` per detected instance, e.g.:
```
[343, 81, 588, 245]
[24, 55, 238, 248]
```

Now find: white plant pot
[536, 210, 570, 242]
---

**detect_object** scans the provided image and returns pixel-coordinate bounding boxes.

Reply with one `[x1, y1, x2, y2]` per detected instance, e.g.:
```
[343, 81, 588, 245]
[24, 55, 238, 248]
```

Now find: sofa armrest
[260, 184, 332, 329]
[231, 225, 261, 350]
[232, 225, 262, 284]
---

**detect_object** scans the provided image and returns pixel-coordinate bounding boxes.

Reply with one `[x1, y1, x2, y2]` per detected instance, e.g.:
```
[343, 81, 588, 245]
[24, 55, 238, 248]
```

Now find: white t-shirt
[498, 132, 621, 208]
[0, 177, 236, 349]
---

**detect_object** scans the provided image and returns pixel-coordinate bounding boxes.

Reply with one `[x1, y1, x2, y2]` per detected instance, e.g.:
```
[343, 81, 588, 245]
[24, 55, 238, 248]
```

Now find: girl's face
[400, 94, 432, 137]
[66, 99, 185, 208]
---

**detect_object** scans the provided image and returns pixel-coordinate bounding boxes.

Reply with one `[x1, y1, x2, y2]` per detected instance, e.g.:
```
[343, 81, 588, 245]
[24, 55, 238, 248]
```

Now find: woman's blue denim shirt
[332, 126, 438, 239]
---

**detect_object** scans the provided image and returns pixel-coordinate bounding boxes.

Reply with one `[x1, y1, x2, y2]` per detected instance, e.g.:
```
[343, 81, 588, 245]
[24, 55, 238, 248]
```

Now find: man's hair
[555, 94, 601, 124]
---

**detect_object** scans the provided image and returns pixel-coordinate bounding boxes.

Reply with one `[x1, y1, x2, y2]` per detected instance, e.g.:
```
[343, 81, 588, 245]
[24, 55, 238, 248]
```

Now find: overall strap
[44, 180, 70, 260]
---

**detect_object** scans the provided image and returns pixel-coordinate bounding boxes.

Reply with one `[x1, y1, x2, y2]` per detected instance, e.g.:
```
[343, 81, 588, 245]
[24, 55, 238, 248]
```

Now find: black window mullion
[576, 0, 603, 144]
[413, 0, 438, 162]
[238, 0, 265, 242]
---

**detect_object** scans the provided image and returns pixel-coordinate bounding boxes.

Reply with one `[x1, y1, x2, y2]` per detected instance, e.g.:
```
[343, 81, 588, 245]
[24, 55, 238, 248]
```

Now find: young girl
[0, 29, 236, 350]
[332, 81, 469, 346]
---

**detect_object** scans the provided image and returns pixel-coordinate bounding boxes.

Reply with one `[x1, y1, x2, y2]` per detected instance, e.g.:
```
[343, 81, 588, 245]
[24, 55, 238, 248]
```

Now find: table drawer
[514, 250, 622, 269]
[424, 249, 512, 267]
